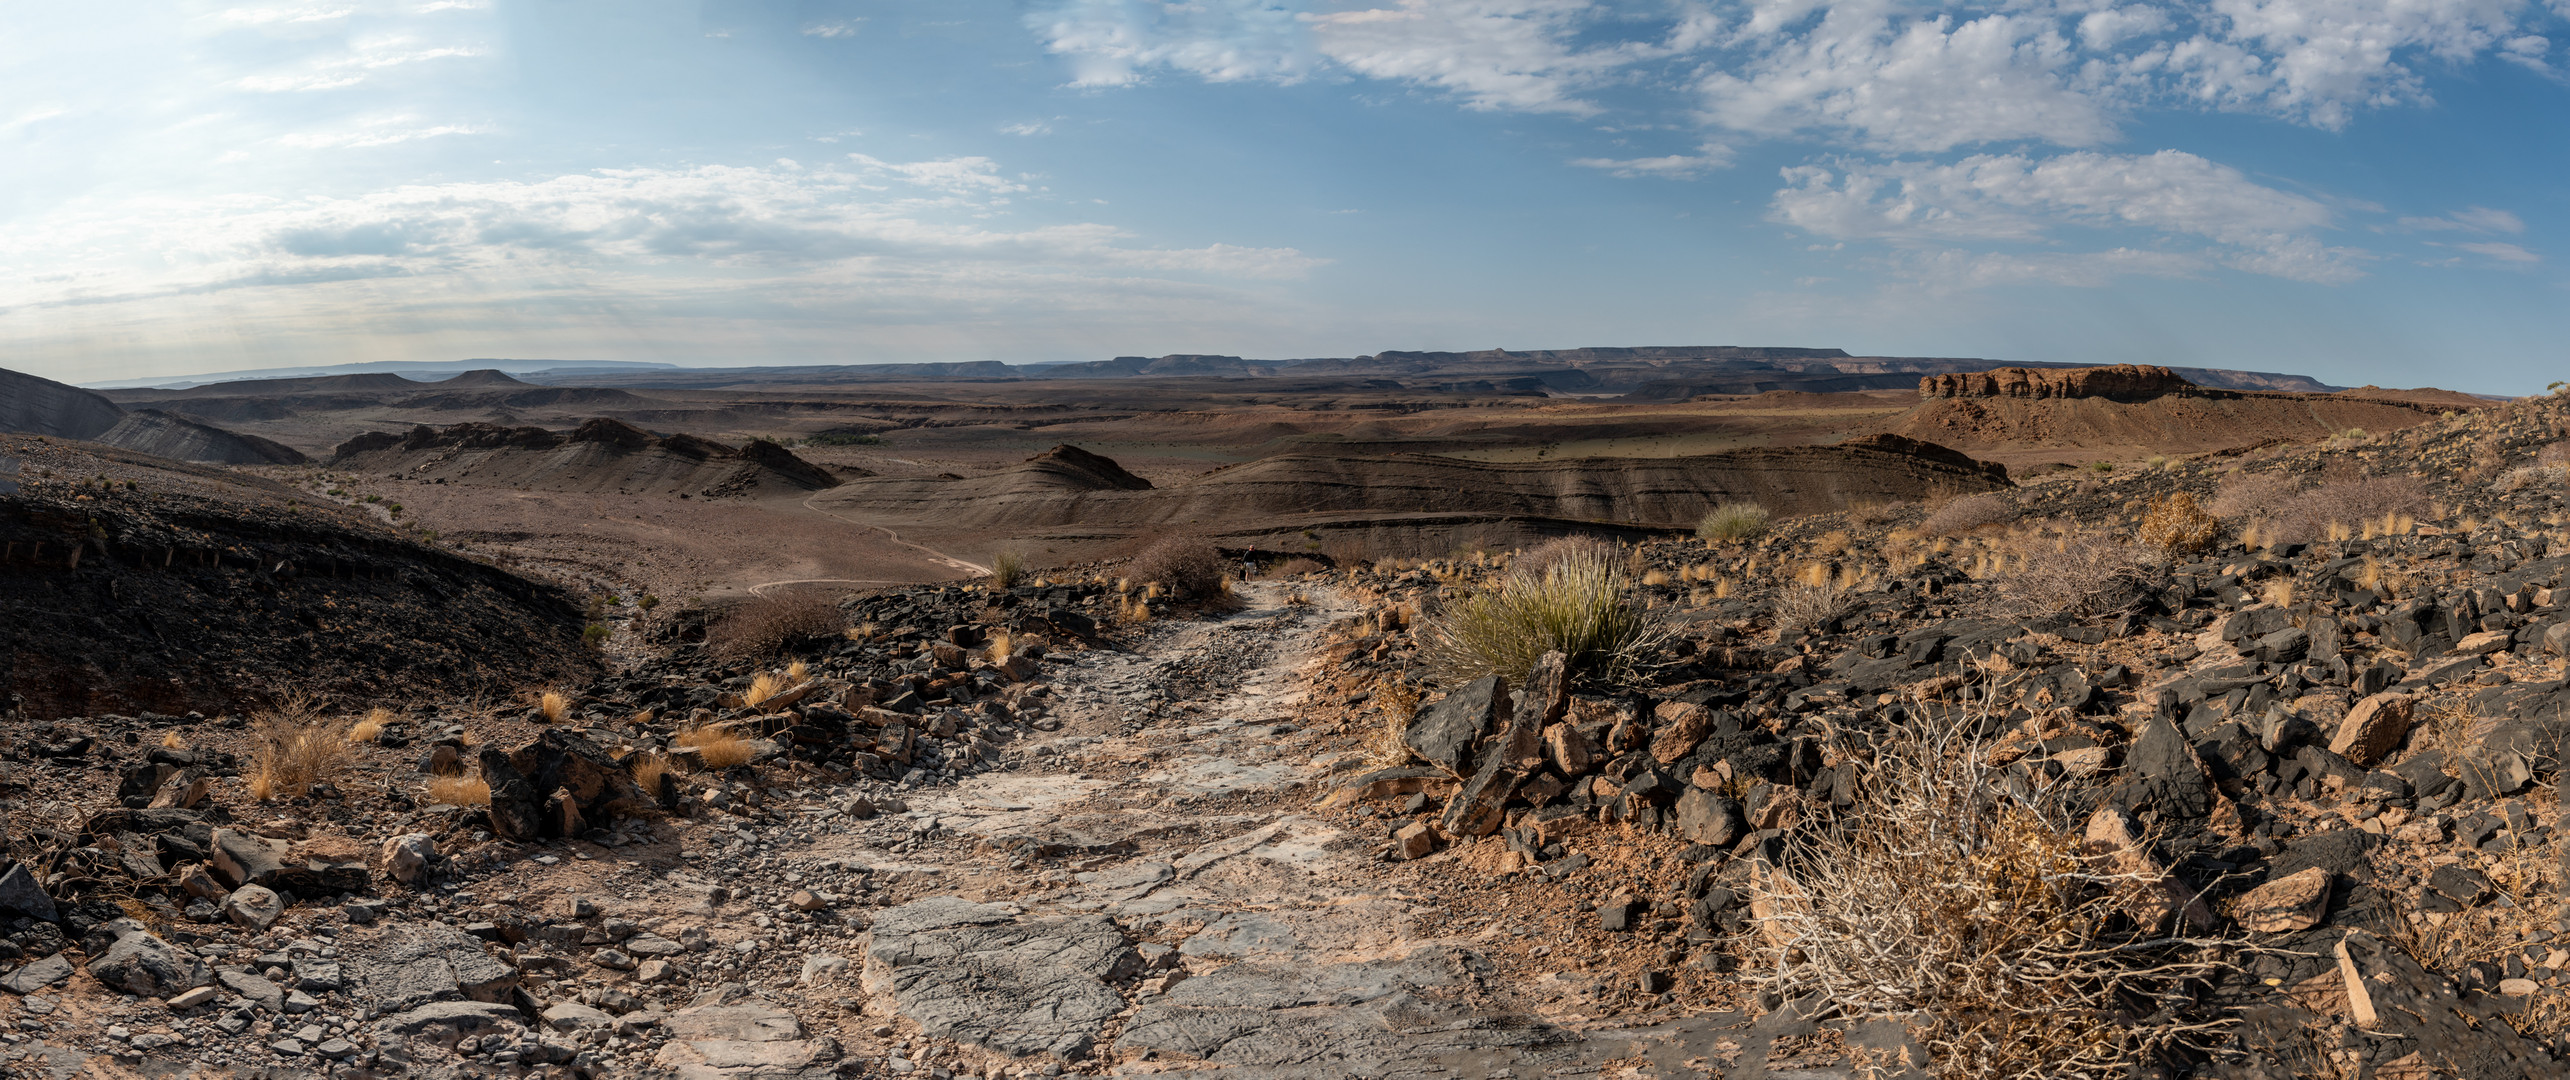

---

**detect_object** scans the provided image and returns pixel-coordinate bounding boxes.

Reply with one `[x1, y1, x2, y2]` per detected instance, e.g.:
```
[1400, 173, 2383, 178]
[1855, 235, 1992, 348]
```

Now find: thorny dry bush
[1919, 493, 2016, 537]
[2254, 473, 2431, 546]
[1747, 704, 2236, 1079]
[708, 592, 844, 660]
[2206, 471, 2303, 521]
[2137, 492, 2222, 555]
[1127, 534, 1229, 602]
[1772, 582, 1849, 639]
[1512, 535, 1621, 580]
[1987, 533, 2165, 619]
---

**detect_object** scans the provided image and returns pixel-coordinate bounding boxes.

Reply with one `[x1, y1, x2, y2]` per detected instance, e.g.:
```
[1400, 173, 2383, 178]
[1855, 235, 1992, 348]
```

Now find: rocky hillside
[1, 437, 597, 718]
[0, 365, 305, 465]
[329, 418, 844, 499]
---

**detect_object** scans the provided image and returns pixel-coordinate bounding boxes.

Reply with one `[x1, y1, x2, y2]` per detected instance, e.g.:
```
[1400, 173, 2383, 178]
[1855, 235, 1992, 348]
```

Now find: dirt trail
[802, 492, 991, 577]
[723, 583, 1820, 1078]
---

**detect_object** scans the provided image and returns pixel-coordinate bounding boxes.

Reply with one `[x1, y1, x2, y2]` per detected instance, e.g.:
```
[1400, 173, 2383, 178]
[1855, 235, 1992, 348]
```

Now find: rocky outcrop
[1, 365, 304, 465]
[1918, 365, 2197, 401]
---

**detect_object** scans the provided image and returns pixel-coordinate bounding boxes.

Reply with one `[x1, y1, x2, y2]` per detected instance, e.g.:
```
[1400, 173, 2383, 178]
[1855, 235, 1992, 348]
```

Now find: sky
[2, 1, 2565, 393]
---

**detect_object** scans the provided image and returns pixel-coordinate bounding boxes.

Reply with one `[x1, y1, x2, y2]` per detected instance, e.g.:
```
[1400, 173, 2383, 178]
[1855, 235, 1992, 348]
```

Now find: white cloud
[1002, 120, 1057, 136]
[1569, 141, 1735, 177]
[802, 21, 863, 39]
[1028, 0, 1315, 86]
[0, 156, 1325, 322]
[1702, 9, 2117, 151]
[1772, 149, 2363, 283]
[1308, 0, 1641, 115]
[276, 118, 489, 148]
[216, 6, 357, 25]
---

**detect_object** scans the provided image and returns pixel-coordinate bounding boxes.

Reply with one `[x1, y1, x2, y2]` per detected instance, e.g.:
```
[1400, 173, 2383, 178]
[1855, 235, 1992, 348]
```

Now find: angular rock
[1544, 723, 1594, 778]
[799, 953, 850, 985]
[2119, 715, 2214, 820]
[0, 863, 57, 922]
[1648, 702, 1714, 764]
[1439, 755, 1518, 838]
[1390, 821, 1438, 861]
[1672, 787, 1739, 848]
[375, 1000, 523, 1039]
[88, 933, 211, 997]
[480, 728, 654, 843]
[2454, 629, 2514, 655]
[219, 968, 285, 1012]
[861, 897, 1138, 1059]
[382, 833, 435, 884]
[1403, 676, 1504, 777]
[0, 954, 71, 994]
[208, 829, 289, 890]
[2229, 867, 2331, 932]
[542, 1002, 616, 1031]
[2081, 807, 2215, 931]
[2327, 692, 2415, 768]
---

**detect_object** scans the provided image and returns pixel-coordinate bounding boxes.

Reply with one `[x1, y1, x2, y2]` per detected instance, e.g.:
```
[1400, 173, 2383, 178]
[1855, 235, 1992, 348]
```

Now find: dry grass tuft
[2206, 472, 2302, 520]
[1697, 502, 1772, 543]
[539, 690, 569, 724]
[423, 775, 491, 806]
[743, 671, 788, 707]
[627, 752, 674, 800]
[160, 730, 186, 750]
[247, 694, 353, 802]
[1513, 535, 1619, 580]
[990, 549, 1029, 589]
[984, 628, 1013, 664]
[345, 707, 393, 744]
[676, 725, 756, 771]
[1773, 581, 1847, 638]
[1749, 711, 2234, 1079]
[2136, 492, 2222, 555]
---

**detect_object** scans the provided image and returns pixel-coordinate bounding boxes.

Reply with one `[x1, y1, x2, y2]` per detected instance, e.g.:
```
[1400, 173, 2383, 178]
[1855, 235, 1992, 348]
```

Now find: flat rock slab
[0, 954, 71, 994]
[346, 923, 518, 1007]
[1117, 948, 1559, 1074]
[862, 896, 1138, 1059]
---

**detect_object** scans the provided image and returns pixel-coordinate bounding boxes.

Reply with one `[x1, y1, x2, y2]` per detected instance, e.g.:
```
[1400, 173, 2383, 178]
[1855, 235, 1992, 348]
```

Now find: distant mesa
[433, 368, 531, 388]
[1919, 364, 2197, 402]
[1022, 444, 1154, 491]
[329, 418, 842, 498]
[0, 365, 306, 465]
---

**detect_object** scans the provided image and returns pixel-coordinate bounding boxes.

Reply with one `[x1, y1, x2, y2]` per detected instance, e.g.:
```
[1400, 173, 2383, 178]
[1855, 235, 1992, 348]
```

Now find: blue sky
[3, 1, 2564, 393]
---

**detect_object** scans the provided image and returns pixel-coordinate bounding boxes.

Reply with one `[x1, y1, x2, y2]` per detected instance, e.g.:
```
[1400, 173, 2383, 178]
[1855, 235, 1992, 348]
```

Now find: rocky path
[707, 584, 1831, 1080]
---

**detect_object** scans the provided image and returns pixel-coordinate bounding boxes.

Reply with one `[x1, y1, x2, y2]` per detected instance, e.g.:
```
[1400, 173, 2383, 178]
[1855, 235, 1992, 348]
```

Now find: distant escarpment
[1889, 366, 2483, 463]
[811, 438, 2008, 552]
[330, 418, 844, 498]
[1919, 364, 2197, 402]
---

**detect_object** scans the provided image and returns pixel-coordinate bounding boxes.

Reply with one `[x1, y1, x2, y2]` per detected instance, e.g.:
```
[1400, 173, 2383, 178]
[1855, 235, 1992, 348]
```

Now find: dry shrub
[983, 629, 1013, 664]
[538, 690, 569, 724]
[2254, 473, 2430, 546]
[1847, 500, 1911, 527]
[1513, 535, 1619, 580]
[1988, 534, 2164, 619]
[345, 707, 392, 744]
[707, 592, 844, 660]
[1425, 543, 1662, 690]
[2136, 492, 2221, 555]
[2205, 472, 2302, 520]
[2499, 464, 2568, 492]
[423, 775, 490, 806]
[1749, 712, 2232, 1079]
[1367, 680, 1422, 767]
[1919, 493, 2015, 536]
[159, 731, 186, 750]
[1127, 535, 1228, 602]
[247, 694, 353, 802]
[675, 725, 755, 770]
[1773, 582, 1847, 637]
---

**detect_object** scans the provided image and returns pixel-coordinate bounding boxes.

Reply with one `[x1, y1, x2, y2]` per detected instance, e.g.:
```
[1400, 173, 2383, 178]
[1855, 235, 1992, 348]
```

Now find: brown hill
[812, 438, 2008, 552]
[1886, 366, 2475, 465]
[330, 418, 843, 498]
[1, 365, 309, 465]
